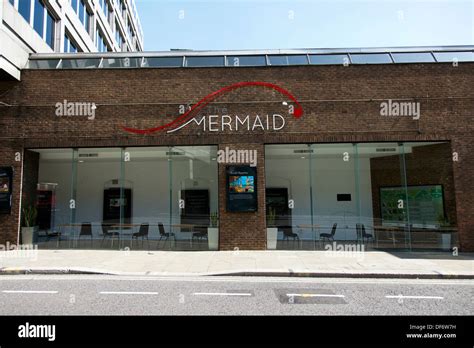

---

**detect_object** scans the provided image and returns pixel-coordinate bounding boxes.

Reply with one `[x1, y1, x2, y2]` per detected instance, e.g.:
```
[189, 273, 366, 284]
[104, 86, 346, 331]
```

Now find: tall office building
[0, 0, 144, 80]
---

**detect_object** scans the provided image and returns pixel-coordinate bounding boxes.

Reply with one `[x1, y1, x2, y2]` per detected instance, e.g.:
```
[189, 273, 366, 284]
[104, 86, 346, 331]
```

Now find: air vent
[293, 149, 314, 154]
[375, 148, 397, 152]
[78, 153, 99, 158]
[166, 151, 185, 156]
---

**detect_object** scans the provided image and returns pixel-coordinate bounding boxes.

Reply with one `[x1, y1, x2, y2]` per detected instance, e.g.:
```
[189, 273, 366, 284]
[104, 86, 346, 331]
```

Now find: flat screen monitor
[226, 166, 257, 212]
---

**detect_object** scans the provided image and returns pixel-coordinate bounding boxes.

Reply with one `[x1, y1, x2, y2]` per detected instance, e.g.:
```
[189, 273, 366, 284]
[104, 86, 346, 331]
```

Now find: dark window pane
[268, 55, 288, 65]
[71, 0, 78, 13]
[60, 58, 101, 69]
[28, 59, 60, 69]
[185, 56, 224, 67]
[142, 57, 182, 67]
[433, 51, 474, 62]
[309, 54, 349, 65]
[45, 10, 55, 49]
[64, 35, 69, 52]
[391, 52, 435, 63]
[79, 0, 85, 25]
[226, 55, 266, 67]
[33, 0, 44, 37]
[102, 58, 141, 68]
[9, 0, 14, 5]
[70, 41, 77, 53]
[287, 55, 308, 65]
[19, 0, 31, 23]
[350, 53, 392, 64]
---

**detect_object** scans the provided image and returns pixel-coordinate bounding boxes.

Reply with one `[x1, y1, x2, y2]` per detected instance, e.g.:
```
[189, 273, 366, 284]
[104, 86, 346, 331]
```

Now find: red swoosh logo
[121, 81, 304, 134]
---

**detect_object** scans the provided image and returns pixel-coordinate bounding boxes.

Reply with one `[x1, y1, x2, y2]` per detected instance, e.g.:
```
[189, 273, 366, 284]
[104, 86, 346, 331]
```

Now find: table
[171, 224, 196, 247]
[109, 223, 141, 249]
[296, 224, 321, 248]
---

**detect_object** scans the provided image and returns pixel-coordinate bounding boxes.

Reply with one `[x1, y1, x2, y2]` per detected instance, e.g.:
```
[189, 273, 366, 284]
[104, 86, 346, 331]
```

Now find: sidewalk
[1, 249, 473, 278]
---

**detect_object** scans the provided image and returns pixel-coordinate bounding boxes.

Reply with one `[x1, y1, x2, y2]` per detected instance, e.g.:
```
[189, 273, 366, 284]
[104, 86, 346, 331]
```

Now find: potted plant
[266, 207, 278, 250]
[21, 205, 38, 245]
[207, 212, 219, 250]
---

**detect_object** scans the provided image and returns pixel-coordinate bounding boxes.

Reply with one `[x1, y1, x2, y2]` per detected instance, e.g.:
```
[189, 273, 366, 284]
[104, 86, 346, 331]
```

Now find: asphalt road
[0, 275, 472, 315]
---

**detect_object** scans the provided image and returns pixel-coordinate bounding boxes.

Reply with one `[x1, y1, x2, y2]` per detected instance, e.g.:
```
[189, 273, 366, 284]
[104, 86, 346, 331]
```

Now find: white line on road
[2, 290, 58, 294]
[99, 291, 158, 295]
[287, 293, 345, 298]
[193, 292, 253, 297]
[385, 295, 444, 300]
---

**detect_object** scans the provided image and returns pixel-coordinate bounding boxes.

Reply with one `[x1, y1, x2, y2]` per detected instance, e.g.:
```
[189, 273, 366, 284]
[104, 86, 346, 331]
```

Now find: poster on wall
[226, 165, 257, 212]
[0, 167, 13, 214]
[380, 185, 445, 226]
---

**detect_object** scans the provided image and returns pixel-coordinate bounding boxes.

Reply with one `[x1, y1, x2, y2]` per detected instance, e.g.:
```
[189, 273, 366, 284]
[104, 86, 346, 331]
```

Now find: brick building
[0, 46, 473, 251]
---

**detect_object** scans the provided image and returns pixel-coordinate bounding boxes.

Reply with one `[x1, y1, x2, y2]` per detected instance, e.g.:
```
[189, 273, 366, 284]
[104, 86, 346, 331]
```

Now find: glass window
[350, 53, 393, 64]
[268, 55, 288, 66]
[78, 0, 85, 25]
[185, 56, 225, 67]
[288, 55, 309, 65]
[141, 57, 183, 67]
[33, 0, 45, 37]
[225, 55, 266, 67]
[8, 0, 14, 5]
[391, 52, 435, 63]
[60, 58, 101, 69]
[45, 10, 55, 49]
[64, 35, 69, 52]
[102, 57, 141, 68]
[309, 54, 349, 65]
[433, 51, 474, 62]
[71, 0, 78, 13]
[28, 59, 60, 69]
[19, 0, 32, 23]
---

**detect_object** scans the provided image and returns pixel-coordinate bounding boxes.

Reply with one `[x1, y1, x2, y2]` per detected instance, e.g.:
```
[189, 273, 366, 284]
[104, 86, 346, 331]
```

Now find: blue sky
[136, 0, 474, 51]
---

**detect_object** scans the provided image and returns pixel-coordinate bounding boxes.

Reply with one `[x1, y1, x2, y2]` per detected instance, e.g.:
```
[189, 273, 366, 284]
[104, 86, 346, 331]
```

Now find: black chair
[192, 226, 208, 243]
[101, 223, 120, 248]
[78, 223, 93, 247]
[132, 223, 150, 249]
[158, 223, 176, 249]
[280, 226, 299, 246]
[360, 223, 374, 245]
[320, 223, 337, 242]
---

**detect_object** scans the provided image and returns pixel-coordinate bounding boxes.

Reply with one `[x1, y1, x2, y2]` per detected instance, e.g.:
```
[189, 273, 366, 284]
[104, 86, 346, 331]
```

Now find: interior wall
[266, 156, 374, 240]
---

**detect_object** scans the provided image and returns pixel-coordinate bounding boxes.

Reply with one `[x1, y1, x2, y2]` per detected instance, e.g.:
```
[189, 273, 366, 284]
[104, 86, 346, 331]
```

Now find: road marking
[193, 292, 253, 297]
[2, 290, 58, 294]
[99, 291, 158, 295]
[286, 293, 345, 298]
[385, 295, 444, 300]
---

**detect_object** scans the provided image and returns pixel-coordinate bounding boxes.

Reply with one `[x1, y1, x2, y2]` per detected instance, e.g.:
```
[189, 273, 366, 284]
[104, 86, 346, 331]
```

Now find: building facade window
[64, 34, 77, 53]
[33, 0, 45, 37]
[45, 9, 55, 49]
[19, 0, 32, 23]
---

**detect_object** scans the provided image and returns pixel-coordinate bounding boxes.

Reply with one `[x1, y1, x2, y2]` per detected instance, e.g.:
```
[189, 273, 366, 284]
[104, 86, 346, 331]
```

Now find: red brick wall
[0, 63, 472, 250]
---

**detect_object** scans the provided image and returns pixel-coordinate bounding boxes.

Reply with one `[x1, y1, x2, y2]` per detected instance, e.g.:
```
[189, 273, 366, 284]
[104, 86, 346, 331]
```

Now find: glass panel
[311, 144, 359, 250]
[123, 147, 170, 250]
[71, 0, 78, 13]
[45, 10, 55, 49]
[268, 55, 288, 66]
[350, 53, 393, 64]
[185, 56, 225, 67]
[19, 0, 32, 23]
[402, 142, 458, 250]
[60, 58, 101, 69]
[392, 52, 435, 63]
[78, 0, 85, 25]
[33, 0, 45, 37]
[141, 57, 182, 67]
[309, 54, 349, 65]
[265, 144, 312, 250]
[28, 59, 60, 69]
[169, 146, 219, 251]
[433, 51, 474, 62]
[287, 55, 309, 65]
[357, 143, 410, 250]
[102, 57, 141, 68]
[31, 149, 74, 249]
[74, 148, 122, 249]
[226, 55, 266, 67]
